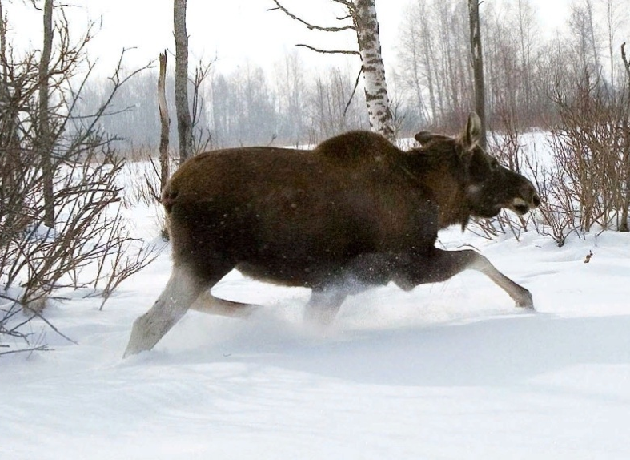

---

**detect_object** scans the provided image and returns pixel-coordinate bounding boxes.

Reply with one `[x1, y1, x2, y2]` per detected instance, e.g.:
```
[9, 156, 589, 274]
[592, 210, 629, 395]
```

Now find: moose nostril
[532, 194, 541, 207]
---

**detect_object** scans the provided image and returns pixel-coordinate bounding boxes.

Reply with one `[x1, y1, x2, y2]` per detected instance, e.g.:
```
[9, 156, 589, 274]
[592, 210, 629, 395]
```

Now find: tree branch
[332, 0, 355, 16]
[269, 0, 355, 32]
[343, 66, 363, 116]
[621, 42, 630, 80]
[0, 345, 51, 356]
[296, 44, 360, 55]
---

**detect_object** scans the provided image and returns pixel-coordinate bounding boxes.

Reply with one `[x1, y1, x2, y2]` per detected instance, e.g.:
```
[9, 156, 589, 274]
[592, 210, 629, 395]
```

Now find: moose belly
[235, 259, 343, 288]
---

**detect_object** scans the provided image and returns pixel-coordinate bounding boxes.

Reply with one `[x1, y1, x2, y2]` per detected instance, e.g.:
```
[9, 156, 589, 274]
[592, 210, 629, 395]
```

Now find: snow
[3, 159, 630, 459]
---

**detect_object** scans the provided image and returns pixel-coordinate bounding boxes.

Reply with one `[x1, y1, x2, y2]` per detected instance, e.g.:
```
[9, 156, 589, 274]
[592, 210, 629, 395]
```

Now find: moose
[124, 113, 540, 357]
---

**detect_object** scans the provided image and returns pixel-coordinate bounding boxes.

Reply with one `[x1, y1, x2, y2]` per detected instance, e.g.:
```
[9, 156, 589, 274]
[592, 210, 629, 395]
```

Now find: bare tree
[174, 0, 192, 162]
[273, 49, 307, 144]
[0, 2, 5, 81]
[396, 0, 472, 129]
[604, 0, 616, 89]
[569, 0, 602, 77]
[397, 0, 435, 123]
[38, 0, 54, 228]
[271, 0, 394, 140]
[307, 65, 367, 138]
[514, 0, 537, 123]
[602, 0, 628, 93]
[468, 0, 486, 148]
[158, 51, 170, 193]
[189, 59, 213, 154]
[619, 42, 630, 231]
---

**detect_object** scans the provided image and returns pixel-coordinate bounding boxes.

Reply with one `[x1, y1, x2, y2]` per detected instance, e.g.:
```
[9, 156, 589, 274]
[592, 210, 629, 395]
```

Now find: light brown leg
[468, 253, 534, 308]
[124, 265, 209, 358]
[303, 288, 347, 326]
[190, 291, 259, 318]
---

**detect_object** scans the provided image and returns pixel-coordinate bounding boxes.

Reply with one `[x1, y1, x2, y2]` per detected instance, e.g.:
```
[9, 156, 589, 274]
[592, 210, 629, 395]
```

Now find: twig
[23, 307, 78, 345]
[296, 44, 360, 55]
[0, 345, 51, 356]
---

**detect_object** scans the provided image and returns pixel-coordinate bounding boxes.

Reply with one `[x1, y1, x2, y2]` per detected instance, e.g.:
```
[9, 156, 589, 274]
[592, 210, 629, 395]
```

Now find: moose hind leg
[123, 264, 214, 358]
[190, 292, 259, 318]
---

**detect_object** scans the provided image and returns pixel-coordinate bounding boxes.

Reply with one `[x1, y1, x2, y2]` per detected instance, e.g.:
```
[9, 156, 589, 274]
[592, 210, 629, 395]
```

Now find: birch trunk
[353, 0, 394, 141]
[174, 0, 192, 162]
[468, 0, 486, 149]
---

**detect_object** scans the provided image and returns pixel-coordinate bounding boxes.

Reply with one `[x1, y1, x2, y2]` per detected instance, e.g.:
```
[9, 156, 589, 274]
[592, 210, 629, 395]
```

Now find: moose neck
[403, 150, 471, 229]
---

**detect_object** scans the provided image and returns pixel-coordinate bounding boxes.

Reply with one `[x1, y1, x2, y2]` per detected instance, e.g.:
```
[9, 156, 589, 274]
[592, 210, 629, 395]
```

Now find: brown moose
[124, 113, 540, 357]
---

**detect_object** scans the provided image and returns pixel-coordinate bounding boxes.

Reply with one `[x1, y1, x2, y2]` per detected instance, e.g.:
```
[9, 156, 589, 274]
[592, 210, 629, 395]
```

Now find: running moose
[124, 113, 540, 357]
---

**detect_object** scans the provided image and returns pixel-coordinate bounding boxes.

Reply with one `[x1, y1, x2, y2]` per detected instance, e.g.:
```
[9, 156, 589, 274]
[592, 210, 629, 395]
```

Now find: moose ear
[461, 112, 482, 149]
[414, 131, 434, 144]
[414, 131, 451, 145]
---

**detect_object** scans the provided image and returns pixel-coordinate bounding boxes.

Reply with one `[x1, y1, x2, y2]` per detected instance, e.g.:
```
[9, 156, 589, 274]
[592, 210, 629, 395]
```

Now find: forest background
[7, 0, 625, 149]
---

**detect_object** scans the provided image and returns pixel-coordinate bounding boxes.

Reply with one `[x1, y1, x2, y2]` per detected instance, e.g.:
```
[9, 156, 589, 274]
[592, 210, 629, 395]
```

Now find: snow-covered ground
[3, 225, 629, 459]
[3, 137, 630, 459]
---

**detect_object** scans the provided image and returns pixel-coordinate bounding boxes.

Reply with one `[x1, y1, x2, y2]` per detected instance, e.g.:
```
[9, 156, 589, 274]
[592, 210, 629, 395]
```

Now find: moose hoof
[515, 290, 535, 310]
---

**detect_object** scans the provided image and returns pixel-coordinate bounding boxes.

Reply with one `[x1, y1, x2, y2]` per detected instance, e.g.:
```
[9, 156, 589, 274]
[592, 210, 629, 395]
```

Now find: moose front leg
[466, 252, 534, 309]
[303, 287, 347, 326]
[405, 248, 534, 309]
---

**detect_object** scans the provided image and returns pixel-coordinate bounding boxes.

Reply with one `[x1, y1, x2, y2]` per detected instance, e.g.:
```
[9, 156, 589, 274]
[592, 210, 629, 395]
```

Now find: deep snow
[3, 225, 629, 459]
[2, 135, 630, 459]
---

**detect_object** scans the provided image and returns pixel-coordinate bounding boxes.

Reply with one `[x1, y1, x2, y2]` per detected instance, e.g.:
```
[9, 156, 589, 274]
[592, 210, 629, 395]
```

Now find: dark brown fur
[124, 114, 540, 357]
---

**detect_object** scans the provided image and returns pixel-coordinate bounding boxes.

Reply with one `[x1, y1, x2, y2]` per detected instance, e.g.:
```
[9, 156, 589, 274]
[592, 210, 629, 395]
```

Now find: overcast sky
[9, 0, 573, 74]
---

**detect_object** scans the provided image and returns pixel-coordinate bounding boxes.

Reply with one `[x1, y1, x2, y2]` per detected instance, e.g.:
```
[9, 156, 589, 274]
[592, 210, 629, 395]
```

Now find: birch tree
[174, 0, 192, 162]
[271, 0, 394, 141]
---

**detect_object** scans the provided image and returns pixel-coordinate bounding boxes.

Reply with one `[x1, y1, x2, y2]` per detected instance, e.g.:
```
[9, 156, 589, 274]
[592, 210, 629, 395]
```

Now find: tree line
[69, 0, 630, 150]
[395, 0, 629, 132]
[76, 56, 371, 150]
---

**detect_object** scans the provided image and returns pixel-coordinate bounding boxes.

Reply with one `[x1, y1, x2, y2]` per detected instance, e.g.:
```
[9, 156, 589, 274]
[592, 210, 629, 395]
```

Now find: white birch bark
[354, 0, 394, 141]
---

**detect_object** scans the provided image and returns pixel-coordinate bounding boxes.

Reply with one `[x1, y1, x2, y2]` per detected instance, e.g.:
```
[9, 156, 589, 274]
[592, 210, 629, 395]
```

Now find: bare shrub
[125, 151, 174, 240]
[0, 4, 156, 352]
[469, 63, 630, 247]
[524, 153, 577, 247]
[549, 70, 630, 233]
